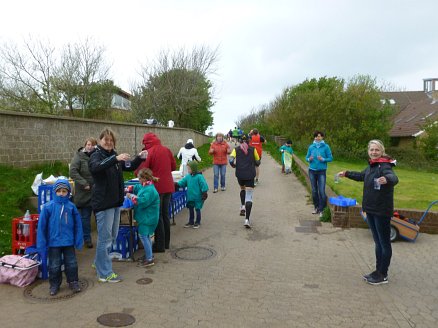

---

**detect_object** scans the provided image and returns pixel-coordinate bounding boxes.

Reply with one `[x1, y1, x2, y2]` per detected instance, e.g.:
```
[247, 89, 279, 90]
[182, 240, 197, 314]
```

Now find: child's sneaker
[69, 281, 81, 293]
[138, 259, 155, 267]
[312, 208, 319, 214]
[184, 223, 194, 228]
[221, 187, 226, 191]
[98, 272, 122, 283]
[193, 224, 200, 229]
[49, 286, 59, 296]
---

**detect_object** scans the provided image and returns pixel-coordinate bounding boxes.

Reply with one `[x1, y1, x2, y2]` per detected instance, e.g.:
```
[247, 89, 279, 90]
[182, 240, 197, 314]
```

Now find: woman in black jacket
[89, 128, 146, 283]
[338, 140, 398, 285]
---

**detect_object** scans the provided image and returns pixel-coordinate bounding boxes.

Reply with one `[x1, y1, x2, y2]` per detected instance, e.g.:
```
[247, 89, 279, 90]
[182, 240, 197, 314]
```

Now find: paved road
[1, 153, 438, 327]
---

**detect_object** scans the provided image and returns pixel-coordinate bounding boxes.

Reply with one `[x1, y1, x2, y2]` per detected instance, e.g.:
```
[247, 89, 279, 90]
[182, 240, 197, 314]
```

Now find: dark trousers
[308, 169, 327, 212]
[48, 246, 78, 288]
[367, 213, 392, 276]
[154, 193, 171, 251]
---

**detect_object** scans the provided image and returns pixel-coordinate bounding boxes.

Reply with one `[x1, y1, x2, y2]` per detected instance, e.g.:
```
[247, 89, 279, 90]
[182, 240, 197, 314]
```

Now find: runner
[248, 128, 266, 186]
[229, 135, 260, 228]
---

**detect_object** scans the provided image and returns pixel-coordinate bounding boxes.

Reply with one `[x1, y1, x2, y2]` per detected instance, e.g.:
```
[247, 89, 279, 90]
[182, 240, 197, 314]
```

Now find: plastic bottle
[24, 210, 32, 221]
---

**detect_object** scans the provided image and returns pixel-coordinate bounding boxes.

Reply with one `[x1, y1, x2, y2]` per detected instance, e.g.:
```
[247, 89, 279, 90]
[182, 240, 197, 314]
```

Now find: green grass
[293, 152, 438, 211]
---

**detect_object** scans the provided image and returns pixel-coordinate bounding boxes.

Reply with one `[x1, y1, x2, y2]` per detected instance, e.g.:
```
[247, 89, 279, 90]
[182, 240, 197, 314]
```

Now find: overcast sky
[2, 0, 438, 134]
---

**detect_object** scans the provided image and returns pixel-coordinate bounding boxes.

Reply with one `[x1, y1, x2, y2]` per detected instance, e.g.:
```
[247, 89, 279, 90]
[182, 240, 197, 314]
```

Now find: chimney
[423, 78, 438, 93]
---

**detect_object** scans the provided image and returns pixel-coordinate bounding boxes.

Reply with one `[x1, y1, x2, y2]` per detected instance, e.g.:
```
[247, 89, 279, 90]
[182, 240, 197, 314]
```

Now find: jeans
[78, 206, 92, 242]
[213, 164, 227, 189]
[188, 208, 202, 225]
[367, 213, 392, 276]
[139, 234, 153, 261]
[154, 193, 171, 251]
[48, 246, 78, 288]
[308, 169, 327, 212]
[94, 207, 120, 278]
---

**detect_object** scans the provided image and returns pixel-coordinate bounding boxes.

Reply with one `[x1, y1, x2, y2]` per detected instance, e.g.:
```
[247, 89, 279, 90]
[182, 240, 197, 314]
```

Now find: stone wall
[0, 110, 209, 167]
[292, 154, 438, 234]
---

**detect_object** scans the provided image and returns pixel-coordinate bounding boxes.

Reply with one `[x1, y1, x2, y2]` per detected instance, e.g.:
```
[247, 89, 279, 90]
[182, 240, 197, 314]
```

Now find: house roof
[388, 96, 438, 137]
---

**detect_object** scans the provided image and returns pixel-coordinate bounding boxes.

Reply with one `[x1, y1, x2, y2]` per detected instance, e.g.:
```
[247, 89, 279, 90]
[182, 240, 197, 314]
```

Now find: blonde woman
[338, 140, 398, 285]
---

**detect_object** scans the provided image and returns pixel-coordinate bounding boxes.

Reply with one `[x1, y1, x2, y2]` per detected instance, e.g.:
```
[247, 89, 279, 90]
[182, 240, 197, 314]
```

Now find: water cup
[125, 160, 131, 168]
[334, 174, 340, 184]
[373, 178, 381, 190]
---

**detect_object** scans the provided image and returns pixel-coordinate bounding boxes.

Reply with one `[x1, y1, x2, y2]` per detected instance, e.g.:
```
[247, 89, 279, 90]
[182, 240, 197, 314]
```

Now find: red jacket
[135, 133, 176, 194]
[249, 134, 263, 157]
[209, 141, 230, 165]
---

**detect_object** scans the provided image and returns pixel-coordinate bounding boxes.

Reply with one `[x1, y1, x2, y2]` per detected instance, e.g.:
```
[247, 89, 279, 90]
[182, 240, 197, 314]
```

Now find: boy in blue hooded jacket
[37, 178, 83, 296]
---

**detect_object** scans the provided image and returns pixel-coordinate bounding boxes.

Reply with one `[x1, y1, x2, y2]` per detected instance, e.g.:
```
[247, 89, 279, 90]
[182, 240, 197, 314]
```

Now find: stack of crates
[111, 226, 139, 259]
[170, 190, 187, 217]
[38, 184, 54, 213]
[12, 214, 39, 255]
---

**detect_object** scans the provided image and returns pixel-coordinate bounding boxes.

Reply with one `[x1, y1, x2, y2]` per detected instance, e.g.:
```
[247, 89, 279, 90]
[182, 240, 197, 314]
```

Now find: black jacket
[234, 146, 258, 180]
[88, 146, 143, 212]
[346, 159, 398, 217]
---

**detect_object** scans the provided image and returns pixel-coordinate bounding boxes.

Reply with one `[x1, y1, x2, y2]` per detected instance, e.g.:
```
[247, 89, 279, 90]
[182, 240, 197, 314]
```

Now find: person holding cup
[89, 127, 147, 283]
[337, 139, 398, 285]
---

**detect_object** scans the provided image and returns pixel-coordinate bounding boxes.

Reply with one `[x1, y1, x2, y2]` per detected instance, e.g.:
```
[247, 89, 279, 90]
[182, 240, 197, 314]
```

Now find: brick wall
[292, 153, 438, 234]
[0, 110, 209, 167]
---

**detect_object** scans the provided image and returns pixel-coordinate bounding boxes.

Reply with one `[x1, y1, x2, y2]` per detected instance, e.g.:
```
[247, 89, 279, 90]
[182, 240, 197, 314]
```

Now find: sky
[2, 0, 438, 134]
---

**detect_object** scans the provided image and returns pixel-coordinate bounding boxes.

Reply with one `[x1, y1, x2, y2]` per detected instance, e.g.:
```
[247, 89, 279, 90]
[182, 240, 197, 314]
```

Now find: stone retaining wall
[0, 110, 209, 167]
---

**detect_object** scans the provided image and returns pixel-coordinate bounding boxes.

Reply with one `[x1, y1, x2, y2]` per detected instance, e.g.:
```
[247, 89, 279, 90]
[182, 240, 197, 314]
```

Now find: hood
[188, 161, 199, 174]
[184, 142, 195, 149]
[142, 133, 161, 150]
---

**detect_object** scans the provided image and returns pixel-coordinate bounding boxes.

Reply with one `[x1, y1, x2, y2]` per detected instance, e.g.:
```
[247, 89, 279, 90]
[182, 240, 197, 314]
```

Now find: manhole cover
[295, 226, 317, 233]
[299, 219, 322, 227]
[136, 278, 153, 285]
[171, 246, 216, 261]
[23, 278, 90, 303]
[97, 313, 135, 327]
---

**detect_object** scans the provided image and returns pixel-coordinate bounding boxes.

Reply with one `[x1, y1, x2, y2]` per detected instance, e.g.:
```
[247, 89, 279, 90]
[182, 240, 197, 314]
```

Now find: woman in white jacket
[177, 139, 201, 176]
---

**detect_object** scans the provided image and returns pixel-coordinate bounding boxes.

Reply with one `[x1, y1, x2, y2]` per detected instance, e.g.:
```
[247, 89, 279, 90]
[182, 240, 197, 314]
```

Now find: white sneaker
[244, 219, 251, 228]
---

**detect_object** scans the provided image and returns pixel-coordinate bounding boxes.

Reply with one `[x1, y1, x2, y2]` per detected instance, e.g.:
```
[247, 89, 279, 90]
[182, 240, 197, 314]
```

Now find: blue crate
[25, 246, 48, 280]
[329, 195, 356, 207]
[38, 185, 54, 213]
[111, 226, 139, 259]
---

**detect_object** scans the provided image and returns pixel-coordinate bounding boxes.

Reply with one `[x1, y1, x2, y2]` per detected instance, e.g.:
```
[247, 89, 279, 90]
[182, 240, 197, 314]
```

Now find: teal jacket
[305, 141, 333, 171]
[176, 173, 209, 210]
[280, 145, 293, 164]
[132, 183, 160, 236]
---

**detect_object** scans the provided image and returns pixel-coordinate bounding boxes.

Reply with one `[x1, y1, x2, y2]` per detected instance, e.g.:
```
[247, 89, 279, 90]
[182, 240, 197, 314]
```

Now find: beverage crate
[111, 226, 139, 259]
[12, 214, 39, 255]
[25, 246, 48, 280]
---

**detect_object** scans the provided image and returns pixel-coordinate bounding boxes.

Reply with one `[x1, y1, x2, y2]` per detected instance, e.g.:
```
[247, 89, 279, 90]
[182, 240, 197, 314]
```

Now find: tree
[418, 120, 438, 160]
[0, 37, 60, 113]
[131, 46, 218, 132]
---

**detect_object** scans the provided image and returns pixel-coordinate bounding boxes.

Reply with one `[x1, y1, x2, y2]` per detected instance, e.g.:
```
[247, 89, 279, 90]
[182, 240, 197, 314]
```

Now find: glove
[202, 192, 208, 201]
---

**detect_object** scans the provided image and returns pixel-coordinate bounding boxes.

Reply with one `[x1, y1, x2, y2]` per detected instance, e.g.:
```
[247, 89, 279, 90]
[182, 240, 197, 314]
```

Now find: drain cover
[171, 246, 216, 261]
[136, 278, 153, 285]
[97, 313, 135, 327]
[23, 278, 90, 303]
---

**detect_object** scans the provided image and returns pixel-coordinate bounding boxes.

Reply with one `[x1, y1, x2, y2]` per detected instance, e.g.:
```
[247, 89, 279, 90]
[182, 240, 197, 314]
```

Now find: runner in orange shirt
[249, 128, 266, 186]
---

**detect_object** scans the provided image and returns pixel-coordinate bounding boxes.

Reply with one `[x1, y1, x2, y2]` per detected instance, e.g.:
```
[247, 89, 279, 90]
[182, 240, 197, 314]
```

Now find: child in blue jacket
[175, 161, 209, 228]
[279, 140, 293, 174]
[37, 178, 83, 296]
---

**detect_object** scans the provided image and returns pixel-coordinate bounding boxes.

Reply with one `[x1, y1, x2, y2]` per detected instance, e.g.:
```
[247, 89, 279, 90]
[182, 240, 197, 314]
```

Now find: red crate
[12, 214, 39, 255]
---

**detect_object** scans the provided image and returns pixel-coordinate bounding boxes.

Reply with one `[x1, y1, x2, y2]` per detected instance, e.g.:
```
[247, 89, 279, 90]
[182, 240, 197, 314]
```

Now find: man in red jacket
[135, 133, 176, 252]
[249, 129, 266, 186]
